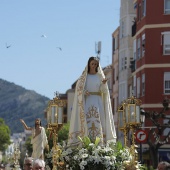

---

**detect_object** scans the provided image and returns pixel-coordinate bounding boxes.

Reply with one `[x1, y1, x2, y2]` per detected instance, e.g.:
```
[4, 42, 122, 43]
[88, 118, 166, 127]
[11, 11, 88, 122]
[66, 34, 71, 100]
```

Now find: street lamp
[46, 91, 67, 170]
[140, 109, 145, 124]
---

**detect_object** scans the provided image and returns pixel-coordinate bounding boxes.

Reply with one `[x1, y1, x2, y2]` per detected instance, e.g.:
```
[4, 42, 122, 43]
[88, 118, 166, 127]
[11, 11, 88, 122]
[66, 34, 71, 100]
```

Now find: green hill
[0, 78, 50, 134]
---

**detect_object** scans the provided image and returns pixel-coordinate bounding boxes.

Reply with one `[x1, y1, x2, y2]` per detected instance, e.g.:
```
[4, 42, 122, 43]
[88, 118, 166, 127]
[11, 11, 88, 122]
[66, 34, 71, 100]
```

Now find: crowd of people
[23, 157, 45, 170]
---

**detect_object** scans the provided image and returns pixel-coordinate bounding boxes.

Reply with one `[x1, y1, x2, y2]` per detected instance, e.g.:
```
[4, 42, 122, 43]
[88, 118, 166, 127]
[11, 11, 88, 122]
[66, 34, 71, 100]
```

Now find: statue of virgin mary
[68, 56, 116, 146]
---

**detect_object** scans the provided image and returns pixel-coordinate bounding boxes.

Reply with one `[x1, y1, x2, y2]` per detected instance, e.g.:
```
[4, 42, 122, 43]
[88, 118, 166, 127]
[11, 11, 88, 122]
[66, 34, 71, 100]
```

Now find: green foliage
[46, 122, 70, 152]
[0, 118, 11, 151]
[58, 122, 70, 143]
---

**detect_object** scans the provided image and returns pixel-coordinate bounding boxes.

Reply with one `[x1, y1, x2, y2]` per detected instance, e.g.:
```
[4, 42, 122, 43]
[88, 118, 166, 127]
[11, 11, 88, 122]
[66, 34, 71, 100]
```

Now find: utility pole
[95, 41, 101, 61]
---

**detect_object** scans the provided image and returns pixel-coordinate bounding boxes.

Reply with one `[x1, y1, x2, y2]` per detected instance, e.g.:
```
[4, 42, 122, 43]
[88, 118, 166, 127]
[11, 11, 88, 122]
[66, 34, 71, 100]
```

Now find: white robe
[31, 127, 48, 159]
[68, 64, 116, 146]
[85, 74, 106, 143]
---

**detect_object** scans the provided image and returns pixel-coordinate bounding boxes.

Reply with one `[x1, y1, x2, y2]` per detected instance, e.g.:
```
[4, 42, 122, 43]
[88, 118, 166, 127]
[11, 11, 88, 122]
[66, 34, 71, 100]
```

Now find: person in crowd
[23, 157, 33, 170]
[157, 161, 170, 170]
[68, 56, 116, 146]
[20, 118, 48, 160]
[32, 159, 45, 170]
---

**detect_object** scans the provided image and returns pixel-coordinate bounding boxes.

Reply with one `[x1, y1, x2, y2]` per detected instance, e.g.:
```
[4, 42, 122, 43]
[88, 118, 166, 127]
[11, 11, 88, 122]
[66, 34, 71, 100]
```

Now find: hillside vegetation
[0, 79, 50, 134]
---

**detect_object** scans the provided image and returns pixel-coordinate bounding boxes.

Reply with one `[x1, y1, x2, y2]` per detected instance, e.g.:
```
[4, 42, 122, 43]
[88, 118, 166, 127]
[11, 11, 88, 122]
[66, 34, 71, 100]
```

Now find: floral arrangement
[45, 136, 144, 170]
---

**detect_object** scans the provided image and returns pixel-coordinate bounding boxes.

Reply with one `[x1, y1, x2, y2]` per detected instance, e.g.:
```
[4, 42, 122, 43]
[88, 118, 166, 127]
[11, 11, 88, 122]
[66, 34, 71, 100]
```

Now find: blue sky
[0, 0, 120, 99]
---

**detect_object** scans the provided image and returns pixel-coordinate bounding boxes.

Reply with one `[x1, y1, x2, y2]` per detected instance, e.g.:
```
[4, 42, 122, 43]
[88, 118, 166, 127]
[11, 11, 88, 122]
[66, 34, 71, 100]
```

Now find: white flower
[66, 148, 72, 154]
[65, 156, 70, 161]
[61, 151, 68, 156]
[79, 148, 87, 155]
[80, 160, 87, 166]
[56, 137, 142, 170]
[93, 154, 102, 164]
[74, 155, 78, 160]
[81, 153, 88, 159]
[89, 143, 95, 147]
[79, 165, 85, 170]
[104, 156, 110, 161]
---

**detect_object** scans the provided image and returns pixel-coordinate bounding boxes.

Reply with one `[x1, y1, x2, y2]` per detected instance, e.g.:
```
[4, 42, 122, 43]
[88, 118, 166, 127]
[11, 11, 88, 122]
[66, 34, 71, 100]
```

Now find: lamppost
[118, 95, 142, 163]
[46, 91, 67, 170]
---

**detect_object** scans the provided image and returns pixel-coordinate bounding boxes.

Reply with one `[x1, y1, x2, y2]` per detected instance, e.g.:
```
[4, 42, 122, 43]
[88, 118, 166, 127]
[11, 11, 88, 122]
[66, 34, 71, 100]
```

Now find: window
[124, 57, 127, 69]
[164, 0, 170, 14]
[163, 119, 170, 135]
[119, 57, 124, 71]
[133, 39, 136, 60]
[112, 37, 115, 54]
[137, 77, 140, 98]
[137, 4, 141, 21]
[142, 0, 146, 17]
[133, 75, 136, 97]
[142, 34, 145, 56]
[162, 32, 170, 55]
[112, 35, 118, 54]
[115, 35, 118, 49]
[137, 38, 141, 59]
[119, 83, 126, 104]
[120, 55, 126, 71]
[120, 21, 125, 38]
[142, 74, 145, 96]
[164, 72, 170, 94]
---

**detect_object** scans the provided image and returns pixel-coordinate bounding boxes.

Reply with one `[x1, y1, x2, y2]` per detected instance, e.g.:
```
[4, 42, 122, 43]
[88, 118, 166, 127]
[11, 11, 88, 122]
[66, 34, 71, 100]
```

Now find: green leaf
[78, 136, 83, 143]
[94, 137, 100, 146]
[82, 136, 91, 147]
[116, 141, 123, 150]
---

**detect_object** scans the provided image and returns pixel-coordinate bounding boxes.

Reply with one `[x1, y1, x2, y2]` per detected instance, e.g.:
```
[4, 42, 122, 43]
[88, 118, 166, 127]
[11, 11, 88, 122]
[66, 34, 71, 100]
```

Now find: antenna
[95, 41, 101, 61]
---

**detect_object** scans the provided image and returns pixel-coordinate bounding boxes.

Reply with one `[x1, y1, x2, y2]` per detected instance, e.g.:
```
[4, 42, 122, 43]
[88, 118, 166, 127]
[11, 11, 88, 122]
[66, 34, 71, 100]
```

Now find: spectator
[32, 159, 45, 170]
[157, 161, 170, 170]
[23, 157, 33, 170]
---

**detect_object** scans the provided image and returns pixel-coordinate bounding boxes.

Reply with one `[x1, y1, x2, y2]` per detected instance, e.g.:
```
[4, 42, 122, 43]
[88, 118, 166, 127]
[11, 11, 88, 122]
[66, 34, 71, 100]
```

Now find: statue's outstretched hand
[84, 90, 90, 96]
[20, 119, 24, 124]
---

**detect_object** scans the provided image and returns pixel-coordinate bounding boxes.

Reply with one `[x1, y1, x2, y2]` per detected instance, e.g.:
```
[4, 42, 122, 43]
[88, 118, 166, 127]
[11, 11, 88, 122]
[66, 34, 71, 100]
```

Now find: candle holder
[118, 95, 142, 163]
[13, 143, 21, 170]
[46, 91, 67, 170]
[7, 143, 21, 170]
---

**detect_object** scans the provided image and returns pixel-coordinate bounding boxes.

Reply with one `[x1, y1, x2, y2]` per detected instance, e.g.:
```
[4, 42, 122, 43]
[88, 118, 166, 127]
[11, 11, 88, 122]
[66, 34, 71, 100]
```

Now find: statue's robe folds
[31, 127, 48, 159]
[68, 64, 117, 147]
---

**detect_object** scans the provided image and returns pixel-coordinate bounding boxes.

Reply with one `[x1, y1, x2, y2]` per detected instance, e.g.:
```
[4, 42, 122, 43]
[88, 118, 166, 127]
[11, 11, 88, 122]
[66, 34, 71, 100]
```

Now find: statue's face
[35, 119, 40, 125]
[89, 60, 98, 71]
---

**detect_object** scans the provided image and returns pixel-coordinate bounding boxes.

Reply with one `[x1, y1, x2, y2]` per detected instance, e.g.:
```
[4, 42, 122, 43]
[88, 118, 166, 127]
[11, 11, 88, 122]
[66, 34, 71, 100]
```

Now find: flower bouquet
[58, 136, 143, 170]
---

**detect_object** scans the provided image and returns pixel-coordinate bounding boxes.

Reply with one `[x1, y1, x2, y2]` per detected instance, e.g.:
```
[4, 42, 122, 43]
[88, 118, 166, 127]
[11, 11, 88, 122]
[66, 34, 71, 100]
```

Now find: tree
[58, 122, 69, 143]
[0, 118, 11, 151]
[145, 98, 170, 168]
[46, 122, 70, 150]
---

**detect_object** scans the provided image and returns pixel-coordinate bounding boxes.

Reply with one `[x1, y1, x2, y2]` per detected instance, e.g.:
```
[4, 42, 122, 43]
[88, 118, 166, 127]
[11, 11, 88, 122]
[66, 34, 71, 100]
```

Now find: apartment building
[112, 27, 120, 139]
[132, 0, 170, 166]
